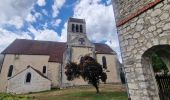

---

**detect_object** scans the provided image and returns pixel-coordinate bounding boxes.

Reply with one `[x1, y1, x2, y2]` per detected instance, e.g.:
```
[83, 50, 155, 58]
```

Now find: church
[0, 18, 121, 94]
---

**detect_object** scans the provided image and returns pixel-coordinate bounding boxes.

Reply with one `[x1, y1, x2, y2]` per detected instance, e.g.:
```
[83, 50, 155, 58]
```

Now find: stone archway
[141, 45, 170, 100]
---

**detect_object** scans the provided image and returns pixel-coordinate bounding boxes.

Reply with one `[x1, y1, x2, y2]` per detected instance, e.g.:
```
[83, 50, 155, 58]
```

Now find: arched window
[76, 24, 79, 32]
[8, 65, 13, 77]
[80, 25, 83, 33]
[72, 24, 75, 32]
[26, 73, 31, 83]
[43, 66, 46, 74]
[102, 56, 107, 69]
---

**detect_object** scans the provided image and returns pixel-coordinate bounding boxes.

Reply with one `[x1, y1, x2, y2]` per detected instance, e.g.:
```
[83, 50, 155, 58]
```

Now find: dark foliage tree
[65, 55, 107, 93]
[151, 53, 168, 74]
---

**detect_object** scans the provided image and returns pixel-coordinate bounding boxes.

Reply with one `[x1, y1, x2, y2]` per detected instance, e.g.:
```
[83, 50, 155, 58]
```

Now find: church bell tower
[66, 17, 95, 61]
[67, 18, 90, 46]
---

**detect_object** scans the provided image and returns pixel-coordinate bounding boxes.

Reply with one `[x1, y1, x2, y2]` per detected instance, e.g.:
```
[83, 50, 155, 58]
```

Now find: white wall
[96, 54, 121, 83]
[7, 67, 51, 94]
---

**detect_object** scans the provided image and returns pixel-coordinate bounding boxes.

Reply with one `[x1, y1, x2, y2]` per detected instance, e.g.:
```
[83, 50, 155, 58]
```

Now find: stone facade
[113, 0, 170, 99]
[96, 54, 121, 83]
[7, 67, 51, 94]
[0, 54, 60, 92]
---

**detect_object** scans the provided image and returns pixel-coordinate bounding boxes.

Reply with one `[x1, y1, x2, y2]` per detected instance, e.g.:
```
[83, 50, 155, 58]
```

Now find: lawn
[0, 93, 30, 100]
[0, 84, 128, 100]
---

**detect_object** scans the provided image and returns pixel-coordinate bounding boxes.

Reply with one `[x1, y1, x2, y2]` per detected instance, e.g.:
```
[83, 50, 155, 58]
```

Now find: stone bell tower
[62, 18, 95, 87]
[67, 18, 86, 43]
[66, 17, 95, 61]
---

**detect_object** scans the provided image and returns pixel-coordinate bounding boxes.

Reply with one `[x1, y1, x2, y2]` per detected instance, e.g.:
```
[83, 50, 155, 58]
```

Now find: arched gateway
[112, 0, 170, 99]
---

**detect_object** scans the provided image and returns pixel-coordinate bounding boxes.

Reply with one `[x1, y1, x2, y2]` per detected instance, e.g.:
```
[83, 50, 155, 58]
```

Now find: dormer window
[72, 24, 75, 32]
[76, 24, 79, 32]
[80, 25, 83, 33]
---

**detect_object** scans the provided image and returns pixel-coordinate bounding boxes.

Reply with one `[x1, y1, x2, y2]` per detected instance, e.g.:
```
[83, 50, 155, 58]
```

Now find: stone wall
[0, 54, 60, 92]
[0, 54, 4, 73]
[96, 54, 121, 83]
[113, 0, 155, 22]
[62, 47, 93, 86]
[48, 62, 61, 87]
[7, 67, 51, 94]
[113, 0, 170, 99]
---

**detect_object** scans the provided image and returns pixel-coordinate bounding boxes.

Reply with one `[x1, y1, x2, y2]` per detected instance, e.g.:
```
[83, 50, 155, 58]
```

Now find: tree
[151, 53, 168, 74]
[65, 55, 107, 93]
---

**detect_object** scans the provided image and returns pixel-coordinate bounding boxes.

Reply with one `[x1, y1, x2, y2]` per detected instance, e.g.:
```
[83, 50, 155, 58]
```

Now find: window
[26, 73, 31, 83]
[102, 56, 107, 69]
[76, 24, 79, 32]
[7, 65, 13, 77]
[43, 66, 46, 74]
[80, 25, 83, 33]
[72, 24, 75, 32]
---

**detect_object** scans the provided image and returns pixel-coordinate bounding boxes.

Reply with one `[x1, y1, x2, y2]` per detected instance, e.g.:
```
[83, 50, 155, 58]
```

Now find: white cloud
[28, 25, 66, 42]
[26, 12, 42, 23]
[52, 0, 66, 17]
[52, 19, 62, 27]
[73, 0, 122, 62]
[26, 13, 36, 22]
[0, 0, 36, 24]
[0, 28, 32, 52]
[73, 0, 116, 42]
[8, 16, 23, 29]
[37, 0, 46, 6]
[60, 23, 67, 42]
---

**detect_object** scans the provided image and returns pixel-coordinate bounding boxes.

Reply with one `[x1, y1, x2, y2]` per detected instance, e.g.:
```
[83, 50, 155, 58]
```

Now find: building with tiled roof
[0, 18, 121, 94]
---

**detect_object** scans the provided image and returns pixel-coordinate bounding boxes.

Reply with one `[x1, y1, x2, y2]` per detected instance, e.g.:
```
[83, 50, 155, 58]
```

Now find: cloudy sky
[0, 0, 121, 61]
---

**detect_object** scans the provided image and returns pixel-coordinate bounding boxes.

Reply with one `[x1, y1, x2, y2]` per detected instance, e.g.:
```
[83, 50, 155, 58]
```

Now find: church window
[43, 66, 46, 74]
[7, 65, 13, 77]
[102, 56, 107, 69]
[72, 24, 75, 32]
[80, 25, 83, 33]
[26, 73, 31, 83]
[76, 24, 79, 32]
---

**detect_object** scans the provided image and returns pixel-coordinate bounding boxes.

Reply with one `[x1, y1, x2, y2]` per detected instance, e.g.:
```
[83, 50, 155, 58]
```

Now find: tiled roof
[1, 39, 116, 63]
[1, 39, 67, 63]
[95, 43, 116, 54]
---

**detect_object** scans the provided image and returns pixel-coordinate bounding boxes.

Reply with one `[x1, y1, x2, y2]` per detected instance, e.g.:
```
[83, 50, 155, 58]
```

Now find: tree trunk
[93, 83, 99, 93]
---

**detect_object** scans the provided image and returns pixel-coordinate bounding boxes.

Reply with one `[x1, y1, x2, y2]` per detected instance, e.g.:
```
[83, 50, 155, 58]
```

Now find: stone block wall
[112, 0, 170, 99]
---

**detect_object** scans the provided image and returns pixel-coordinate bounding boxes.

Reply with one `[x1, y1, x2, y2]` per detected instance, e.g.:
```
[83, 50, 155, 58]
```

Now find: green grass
[0, 93, 33, 100]
[0, 84, 128, 100]
[45, 91, 128, 100]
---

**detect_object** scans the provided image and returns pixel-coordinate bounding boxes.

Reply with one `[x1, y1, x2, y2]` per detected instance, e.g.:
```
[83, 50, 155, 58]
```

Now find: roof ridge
[8, 66, 51, 81]
[2, 39, 116, 63]
[15, 39, 66, 44]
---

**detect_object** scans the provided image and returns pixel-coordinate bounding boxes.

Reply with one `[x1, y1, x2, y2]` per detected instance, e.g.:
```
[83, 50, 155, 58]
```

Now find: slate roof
[1, 39, 116, 63]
